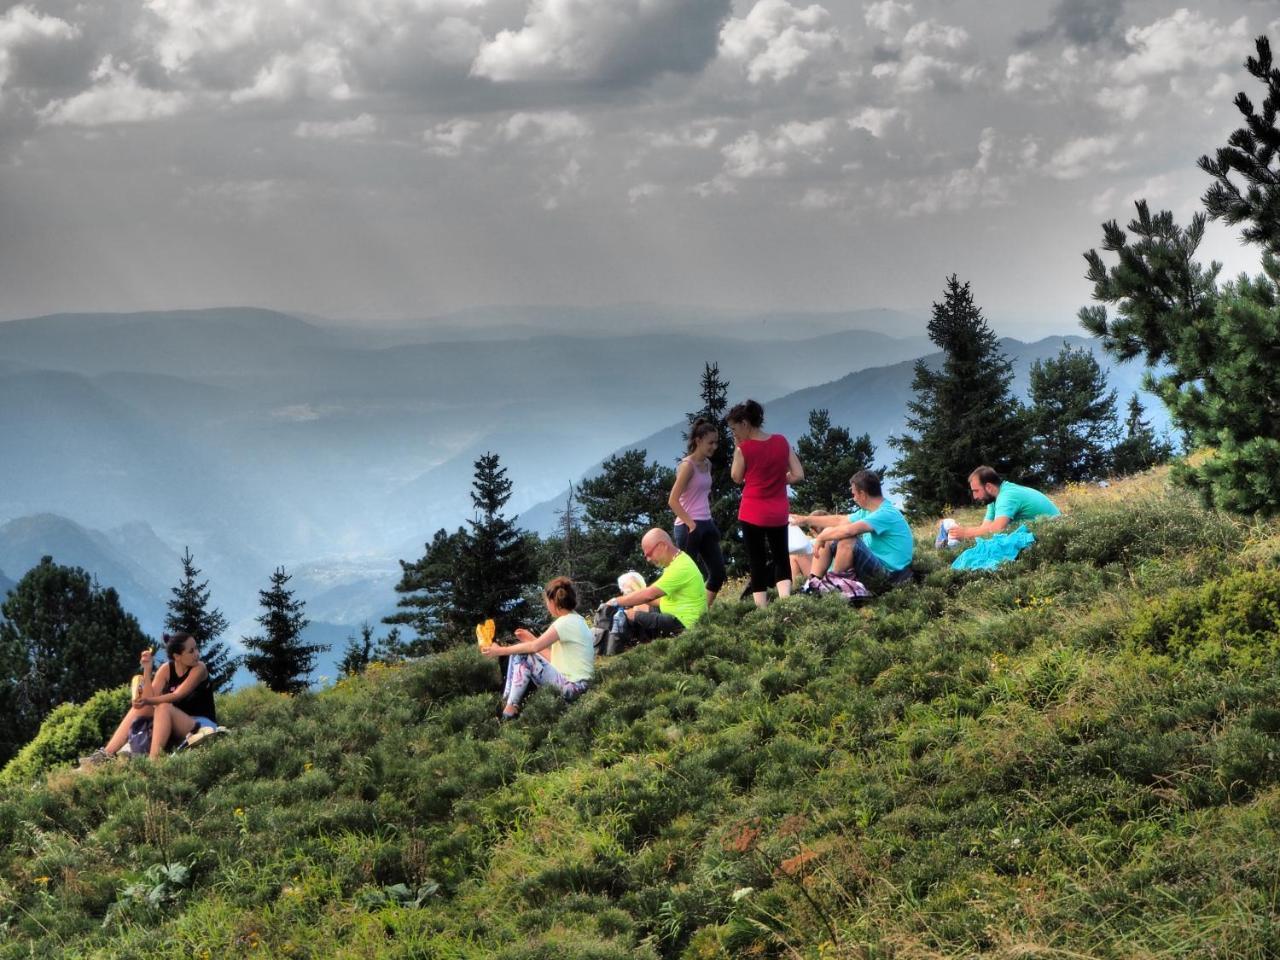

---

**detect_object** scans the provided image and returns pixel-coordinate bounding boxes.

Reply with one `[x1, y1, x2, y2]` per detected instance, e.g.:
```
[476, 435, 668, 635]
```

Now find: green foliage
[3, 481, 1280, 959]
[0, 556, 148, 765]
[337, 622, 375, 676]
[0, 684, 130, 785]
[391, 452, 538, 648]
[1111, 393, 1175, 476]
[892, 275, 1029, 515]
[1082, 35, 1280, 515]
[241, 566, 321, 694]
[1128, 568, 1280, 669]
[791, 408, 879, 514]
[1027, 346, 1118, 485]
[166, 548, 238, 692]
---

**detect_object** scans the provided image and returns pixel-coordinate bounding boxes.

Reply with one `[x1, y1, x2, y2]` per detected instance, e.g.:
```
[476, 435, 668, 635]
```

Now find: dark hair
[970, 465, 1002, 487]
[544, 576, 578, 612]
[686, 418, 718, 454]
[164, 632, 196, 659]
[850, 469, 882, 497]
[725, 399, 764, 428]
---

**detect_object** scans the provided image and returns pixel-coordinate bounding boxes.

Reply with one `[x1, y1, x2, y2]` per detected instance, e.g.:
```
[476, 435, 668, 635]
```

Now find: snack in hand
[475, 618, 496, 649]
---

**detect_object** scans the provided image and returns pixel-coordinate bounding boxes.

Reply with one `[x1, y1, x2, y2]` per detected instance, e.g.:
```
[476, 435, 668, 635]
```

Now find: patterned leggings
[503, 654, 589, 709]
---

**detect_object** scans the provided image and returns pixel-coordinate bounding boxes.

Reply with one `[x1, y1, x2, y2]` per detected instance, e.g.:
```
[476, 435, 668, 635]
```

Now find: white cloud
[1095, 84, 1149, 121]
[1003, 51, 1039, 93]
[651, 121, 720, 150]
[720, 117, 835, 179]
[500, 110, 589, 143]
[0, 5, 78, 91]
[627, 181, 662, 204]
[718, 0, 841, 85]
[472, 0, 726, 84]
[39, 57, 191, 126]
[887, 52, 981, 94]
[1043, 134, 1123, 180]
[295, 113, 378, 140]
[864, 1, 913, 35]
[424, 117, 482, 156]
[902, 19, 968, 51]
[796, 186, 843, 209]
[1112, 10, 1248, 84]
[847, 106, 900, 138]
[230, 42, 353, 103]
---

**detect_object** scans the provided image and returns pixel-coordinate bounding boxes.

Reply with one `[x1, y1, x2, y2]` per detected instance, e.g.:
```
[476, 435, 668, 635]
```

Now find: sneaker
[78, 748, 117, 768]
[182, 726, 224, 750]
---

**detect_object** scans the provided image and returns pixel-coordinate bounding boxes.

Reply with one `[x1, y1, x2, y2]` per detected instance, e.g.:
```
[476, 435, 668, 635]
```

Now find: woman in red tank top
[728, 399, 804, 607]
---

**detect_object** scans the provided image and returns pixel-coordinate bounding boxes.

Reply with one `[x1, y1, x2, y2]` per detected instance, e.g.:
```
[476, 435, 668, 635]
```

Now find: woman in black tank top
[88, 632, 218, 763]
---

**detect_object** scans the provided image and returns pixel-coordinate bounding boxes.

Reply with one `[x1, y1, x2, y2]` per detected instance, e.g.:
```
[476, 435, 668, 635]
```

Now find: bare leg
[833, 540, 855, 574]
[752, 591, 768, 608]
[149, 704, 197, 760]
[811, 542, 835, 578]
[790, 554, 812, 581]
[104, 704, 155, 755]
[776, 578, 792, 598]
[706, 589, 718, 606]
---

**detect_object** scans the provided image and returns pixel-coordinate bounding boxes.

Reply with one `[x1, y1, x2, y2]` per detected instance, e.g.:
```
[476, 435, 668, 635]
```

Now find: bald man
[609, 528, 708, 645]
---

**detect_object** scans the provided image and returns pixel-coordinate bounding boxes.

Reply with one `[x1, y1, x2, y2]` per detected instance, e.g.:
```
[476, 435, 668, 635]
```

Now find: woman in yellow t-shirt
[481, 576, 594, 720]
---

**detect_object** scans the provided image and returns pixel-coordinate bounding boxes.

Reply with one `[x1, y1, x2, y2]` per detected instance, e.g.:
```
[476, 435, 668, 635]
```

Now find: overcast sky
[0, 0, 1275, 334]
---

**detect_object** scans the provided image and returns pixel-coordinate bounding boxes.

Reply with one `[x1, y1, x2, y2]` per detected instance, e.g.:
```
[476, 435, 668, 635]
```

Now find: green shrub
[0, 684, 130, 785]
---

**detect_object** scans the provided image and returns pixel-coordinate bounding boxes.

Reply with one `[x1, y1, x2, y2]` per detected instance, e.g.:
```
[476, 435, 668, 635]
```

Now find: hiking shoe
[181, 726, 225, 750]
[78, 748, 117, 768]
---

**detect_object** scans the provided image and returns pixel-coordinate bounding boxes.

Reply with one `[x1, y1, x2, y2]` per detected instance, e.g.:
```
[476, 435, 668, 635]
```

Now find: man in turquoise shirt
[791, 470, 914, 585]
[948, 465, 1060, 541]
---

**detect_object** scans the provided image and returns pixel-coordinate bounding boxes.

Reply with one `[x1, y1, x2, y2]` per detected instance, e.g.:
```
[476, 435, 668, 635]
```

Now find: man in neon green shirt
[948, 465, 1060, 541]
[610, 528, 708, 643]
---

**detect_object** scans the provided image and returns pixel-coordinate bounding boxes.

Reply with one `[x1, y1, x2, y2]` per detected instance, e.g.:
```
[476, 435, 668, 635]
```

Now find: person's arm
[791, 513, 843, 530]
[137, 648, 157, 698]
[730, 445, 745, 484]
[482, 624, 560, 659]
[812, 520, 872, 547]
[668, 460, 697, 530]
[950, 515, 1011, 540]
[137, 662, 208, 705]
[611, 586, 666, 608]
[785, 445, 804, 484]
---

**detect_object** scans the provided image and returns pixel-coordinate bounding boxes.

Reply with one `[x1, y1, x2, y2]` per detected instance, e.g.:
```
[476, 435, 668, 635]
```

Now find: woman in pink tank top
[728, 399, 804, 607]
[667, 419, 726, 604]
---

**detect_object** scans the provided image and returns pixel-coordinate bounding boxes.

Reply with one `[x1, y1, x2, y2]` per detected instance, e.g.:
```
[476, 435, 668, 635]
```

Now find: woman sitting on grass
[82, 632, 219, 764]
[481, 577, 594, 720]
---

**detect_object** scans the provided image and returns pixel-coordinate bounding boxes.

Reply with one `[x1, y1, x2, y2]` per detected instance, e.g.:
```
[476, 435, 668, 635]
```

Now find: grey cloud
[1017, 0, 1130, 50]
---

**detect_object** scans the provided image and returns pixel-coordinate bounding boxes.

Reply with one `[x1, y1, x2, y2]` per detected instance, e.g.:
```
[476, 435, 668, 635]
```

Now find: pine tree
[576, 449, 675, 587]
[242, 567, 321, 694]
[0, 557, 149, 763]
[792, 408, 880, 513]
[386, 527, 469, 653]
[1082, 35, 1280, 514]
[388, 453, 537, 650]
[1027, 347, 1118, 486]
[457, 452, 538, 636]
[372, 626, 409, 665]
[165, 548, 239, 691]
[891, 275, 1028, 515]
[1111, 394, 1175, 476]
[338, 622, 375, 676]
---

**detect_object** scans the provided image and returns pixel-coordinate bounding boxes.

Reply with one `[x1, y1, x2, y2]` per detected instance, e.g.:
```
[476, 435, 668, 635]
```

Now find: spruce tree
[1082, 35, 1280, 514]
[165, 548, 239, 691]
[576, 449, 675, 587]
[0, 557, 149, 763]
[891, 275, 1028, 514]
[1027, 347, 1118, 486]
[242, 567, 321, 694]
[792, 408, 880, 513]
[387, 527, 469, 653]
[457, 452, 538, 636]
[1111, 394, 1175, 476]
[337, 622, 375, 676]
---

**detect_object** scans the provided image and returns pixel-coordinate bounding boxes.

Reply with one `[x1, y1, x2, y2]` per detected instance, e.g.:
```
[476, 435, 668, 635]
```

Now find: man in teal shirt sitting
[947, 465, 1060, 541]
[791, 470, 914, 585]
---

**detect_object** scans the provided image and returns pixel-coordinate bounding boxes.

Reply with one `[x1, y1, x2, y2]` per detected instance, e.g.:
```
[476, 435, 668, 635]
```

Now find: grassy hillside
[3, 472, 1280, 959]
